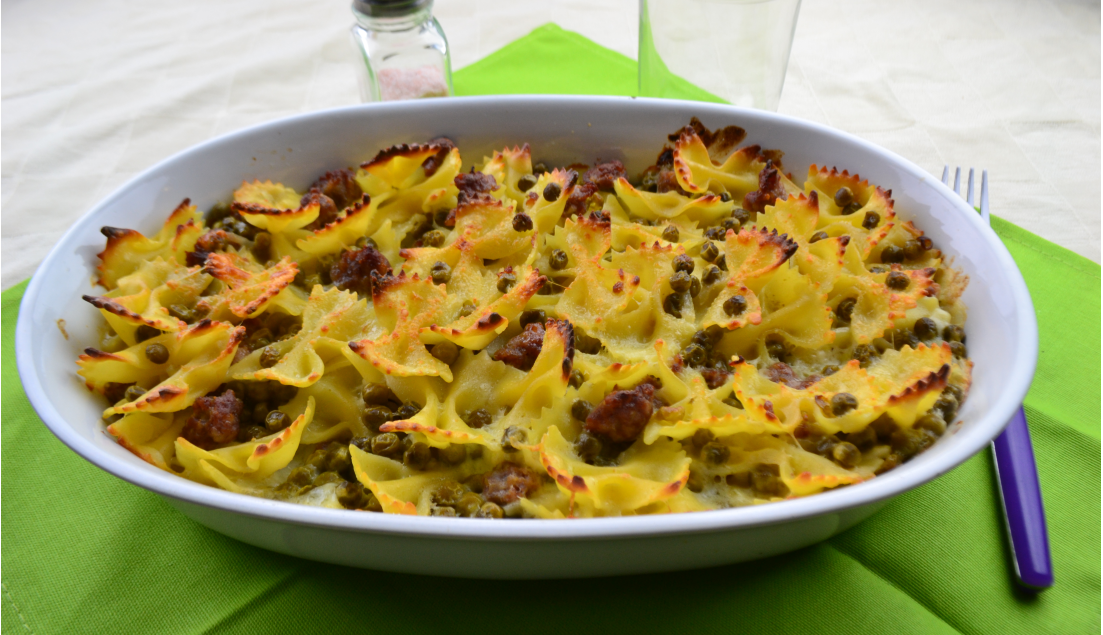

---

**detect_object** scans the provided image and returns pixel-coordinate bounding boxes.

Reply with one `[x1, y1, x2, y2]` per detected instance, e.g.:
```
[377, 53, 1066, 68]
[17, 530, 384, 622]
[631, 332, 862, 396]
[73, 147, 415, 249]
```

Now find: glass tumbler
[639, 0, 801, 111]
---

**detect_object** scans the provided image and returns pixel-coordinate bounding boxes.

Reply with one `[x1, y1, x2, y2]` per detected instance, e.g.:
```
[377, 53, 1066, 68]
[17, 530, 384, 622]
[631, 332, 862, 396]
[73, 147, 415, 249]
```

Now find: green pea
[719, 192, 732, 203]
[853, 344, 878, 368]
[287, 465, 319, 487]
[701, 441, 730, 465]
[433, 480, 464, 506]
[662, 225, 680, 242]
[543, 182, 562, 202]
[686, 469, 705, 493]
[723, 295, 747, 317]
[476, 502, 504, 519]
[497, 272, 517, 293]
[324, 445, 350, 473]
[731, 208, 750, 224]
[396, 402, 422, 419]
[881, 245, 905, 264]
[431, 341, 460, 365]
[451, 492, 481, 517]
[672, 254, 695, 274]
[915, 413, 946, 435]
[571, 399, 593, 422]
[831, 393, 859, 416]
[704, 227, 725, 241]
[404, 441, 432, 469]
[751, 463, 789, 497]
[669, 271, 693, 293]
[458, 300, 477, 317]
[691, 429, 715, 449]
[765, 337, 788, 361]
[575, 330, 602, 354]
[135, 325, 160, 341]
[145, 343, 169, 364]
[689, 276, 702, 297]
[168, 304, 194, 322]
[371, 432, 403, 459]
[568, 369, 585, 389]
[501, 426, 527, 452]
[517, 174, 538, 192]
[842, 202, 863, 216]
[885, 271, 910, 290]
[124, 385, 147, 402]
[721, 218, 741, 232]
[834, 186, 854, 207]
[520, 309, 546, 328]
[663, 293, 682, 319]
[465, 409, 492, 429]
[264, 410, 291, 431]
[905, 318, 935, 342]
[890, 428, 935, 459]
[700, 241, 720, 263]
[422, 229, 446, 247]
[832, 441, 860, 468]
[362, 383, 396, 405]
[431, 506, 457, 517]
[943, 325, 965, 342]
[575, 431, 603, 462]
[682, 343, 707, 367]
[547, 250, 568, 271]
[903, 239, 925, 260]
[809, 231, 828, 243]
[933, 394, 959, 422]
[258, 345, 281, 368]
[362, 405, 393, 429]
[702, 265, 722, 285]
[439, 444, 467, 465]
[430, 261, 451, 285]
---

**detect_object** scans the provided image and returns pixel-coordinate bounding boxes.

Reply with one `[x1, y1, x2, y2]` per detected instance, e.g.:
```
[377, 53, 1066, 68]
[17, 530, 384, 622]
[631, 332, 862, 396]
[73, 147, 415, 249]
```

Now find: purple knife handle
[991, 406, 1054, 590]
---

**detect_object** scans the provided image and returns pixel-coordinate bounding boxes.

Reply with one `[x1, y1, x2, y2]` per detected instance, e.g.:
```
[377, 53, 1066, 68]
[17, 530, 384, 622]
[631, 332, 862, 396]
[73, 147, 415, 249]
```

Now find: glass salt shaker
[350, 0, 453, 103]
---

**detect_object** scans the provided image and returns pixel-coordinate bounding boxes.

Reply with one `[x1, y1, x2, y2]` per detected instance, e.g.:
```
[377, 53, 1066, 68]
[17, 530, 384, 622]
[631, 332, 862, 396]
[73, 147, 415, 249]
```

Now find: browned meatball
[762, 362, 820, 390]
[182, 389, 243, 449]
[455, 171, 498, 204]
[330, 245, 391, 296]
[483, 462, 541, 505]
[584, 382, 656, 443]
[582, 160, 627, 191]
[492, 322, 545, 371]
[300, 190, 339, 230]
[743, 161, 786, 214]
[307, 169, 363, 211]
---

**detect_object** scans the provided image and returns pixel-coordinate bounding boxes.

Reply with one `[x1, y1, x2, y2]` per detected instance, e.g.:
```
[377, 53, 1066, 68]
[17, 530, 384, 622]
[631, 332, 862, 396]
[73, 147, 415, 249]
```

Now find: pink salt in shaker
[350, 0, 453, 102]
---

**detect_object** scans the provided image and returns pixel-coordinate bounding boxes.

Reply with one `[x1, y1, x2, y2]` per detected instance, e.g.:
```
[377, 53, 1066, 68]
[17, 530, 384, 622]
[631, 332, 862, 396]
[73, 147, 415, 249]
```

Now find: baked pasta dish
[78, 119, 971, 519]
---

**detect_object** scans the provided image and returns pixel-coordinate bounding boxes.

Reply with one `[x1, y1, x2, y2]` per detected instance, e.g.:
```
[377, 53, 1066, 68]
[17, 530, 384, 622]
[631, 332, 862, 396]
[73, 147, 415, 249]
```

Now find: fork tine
[967, 168, 975, 206]
[980, 169, 990, 223]
[953, 167, 962, 195]
[941, 165, 950, 186]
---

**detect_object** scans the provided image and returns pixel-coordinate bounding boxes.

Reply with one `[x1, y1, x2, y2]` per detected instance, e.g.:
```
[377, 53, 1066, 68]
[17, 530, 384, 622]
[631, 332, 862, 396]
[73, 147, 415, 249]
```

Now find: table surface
[1, 0, 1099, 290]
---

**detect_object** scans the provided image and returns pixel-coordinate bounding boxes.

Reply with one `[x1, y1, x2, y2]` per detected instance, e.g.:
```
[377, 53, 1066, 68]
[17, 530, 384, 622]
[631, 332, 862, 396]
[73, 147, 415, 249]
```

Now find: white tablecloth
[2, 0, 1098, 289]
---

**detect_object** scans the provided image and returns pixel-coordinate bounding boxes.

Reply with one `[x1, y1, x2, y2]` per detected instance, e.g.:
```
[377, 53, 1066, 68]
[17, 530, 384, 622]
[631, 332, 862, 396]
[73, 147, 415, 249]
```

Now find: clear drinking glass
[639, 0, 801, 111]
[350, 0, 453, 103]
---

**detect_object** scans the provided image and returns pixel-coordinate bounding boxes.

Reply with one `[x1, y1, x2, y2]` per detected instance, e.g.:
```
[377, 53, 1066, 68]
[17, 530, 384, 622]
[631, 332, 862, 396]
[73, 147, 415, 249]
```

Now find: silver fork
[941, 167, 1053, 591]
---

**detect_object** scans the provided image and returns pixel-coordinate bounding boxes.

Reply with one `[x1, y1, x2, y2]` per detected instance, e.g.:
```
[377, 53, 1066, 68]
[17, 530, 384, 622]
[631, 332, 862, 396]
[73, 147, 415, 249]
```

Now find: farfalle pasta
[78, 118, 972, 518]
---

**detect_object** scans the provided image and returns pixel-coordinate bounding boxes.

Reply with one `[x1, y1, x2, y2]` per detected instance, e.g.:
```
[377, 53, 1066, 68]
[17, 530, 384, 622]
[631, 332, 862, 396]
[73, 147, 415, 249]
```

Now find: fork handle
[991, 406, 1054, 589]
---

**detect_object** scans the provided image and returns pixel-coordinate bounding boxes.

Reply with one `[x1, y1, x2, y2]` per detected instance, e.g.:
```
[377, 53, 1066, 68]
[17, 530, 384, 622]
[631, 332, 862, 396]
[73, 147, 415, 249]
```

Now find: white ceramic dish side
[16, 96, 1037, 579]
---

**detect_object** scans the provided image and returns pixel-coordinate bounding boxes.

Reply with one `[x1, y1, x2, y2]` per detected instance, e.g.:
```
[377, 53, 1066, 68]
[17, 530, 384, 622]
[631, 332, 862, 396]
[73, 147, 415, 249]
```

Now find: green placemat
[3, 23, 1100, 635]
